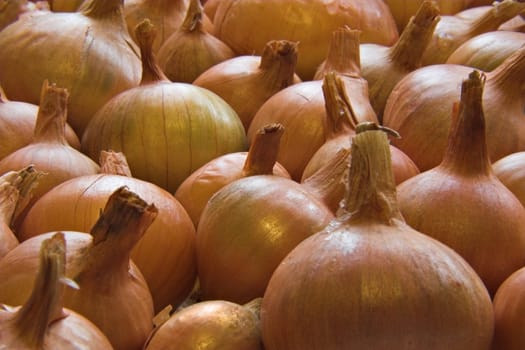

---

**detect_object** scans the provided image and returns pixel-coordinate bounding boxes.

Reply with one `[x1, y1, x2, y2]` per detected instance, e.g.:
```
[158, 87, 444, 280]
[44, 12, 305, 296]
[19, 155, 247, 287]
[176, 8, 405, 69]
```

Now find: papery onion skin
[213, 0, 399, 80]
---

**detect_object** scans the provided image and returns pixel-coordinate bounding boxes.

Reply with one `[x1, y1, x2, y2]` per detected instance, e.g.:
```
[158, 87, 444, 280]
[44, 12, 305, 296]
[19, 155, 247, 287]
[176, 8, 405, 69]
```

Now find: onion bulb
[260, 125, 494, 350]
[396, 70, 525, 295]
[81, 19, 247, 193]
[0, 233, 113, 349]
[0, 0, 142, 137]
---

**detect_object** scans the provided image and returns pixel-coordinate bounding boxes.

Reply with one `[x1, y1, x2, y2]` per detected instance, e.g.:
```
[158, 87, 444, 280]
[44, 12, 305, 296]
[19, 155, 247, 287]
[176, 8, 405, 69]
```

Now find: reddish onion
[260, 126, 494, 349]
[0, 233, 113, 349]
[396, 70, 525, 295]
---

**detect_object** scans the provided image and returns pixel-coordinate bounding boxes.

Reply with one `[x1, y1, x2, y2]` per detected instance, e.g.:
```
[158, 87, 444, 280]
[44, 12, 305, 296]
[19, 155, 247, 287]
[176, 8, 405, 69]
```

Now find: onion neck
[487, 44, 525, 99]
[258, 40, 298, 90]
[181, 0, 204, 32]
[13, 233, 68, 348]
[340, 127, 403, 225]
[79, 0, 124, 19]
[75, 187, 158, 279]
[136, 19, 170, 85]
[322, 72, 359, 139]
[465, 0, 525, 37]
[242, 123, 284, 177]
[99, 150, 133, 177]
[321, 26, 361, 78]
[32, 81, 69, 145]
[440, 71, 491, 176]
[389, 0, 440, 70]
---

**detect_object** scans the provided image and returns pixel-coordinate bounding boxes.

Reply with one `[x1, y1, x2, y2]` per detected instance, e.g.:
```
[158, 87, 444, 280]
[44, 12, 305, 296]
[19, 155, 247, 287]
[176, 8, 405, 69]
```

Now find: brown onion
[383, 44, 525, 171]
[0, 81, 100, 228]
[447, 30, 525, 71]
[193, 39, 300, 131]
[196, 175, 334, 304]
[260, 125, 494, 350]
[48, 0, 83, 12]
[157, 0, 235, 83]
[18, 150, 197, 313]
[175, 123, 290, 228]
[0, 86, 80, 159]
[0, 166, 42, 258]
[492, 266, 525, 350]
[144, 299, 263, 349]
[360, 0, 441, 120]
[0, 233, 113, 349]
[420, 0, 525, 65]
[81, 19, 247, 193]
[396, 71, 525, 295]
[0, 187, 158, 350]
[0, 0, 49, 31]
[0, 0, 142, 137]
[493, 152, 525, 208]
[212, 0, 398, 80]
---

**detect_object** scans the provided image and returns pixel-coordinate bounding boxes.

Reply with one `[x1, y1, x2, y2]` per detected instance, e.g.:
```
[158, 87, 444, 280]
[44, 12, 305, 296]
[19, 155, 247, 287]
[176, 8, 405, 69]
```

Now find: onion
[447, 30, 525, 71]
[193, 39, 300, 131]
[144, 299, 262, 349]
[499, 13, 525, 31]
[0, 0, 142, 137]
[0, 81, 100, 228]
[0, 187, 158, 350]
[175, 123, 290, 228]
[18, 150, 197, 313]
[81, 19, 247, 193]
[196, 174, 334, 304]
[48, 0, 83, 12]
[493, 152, 525, 208]
[383, 44, 525, 172]
[420, 0, 525, 65]
[0, 0, 48, 30]
[260, 125, 494, 350]
[157, 0, 235, 83]
[212, 0, 399, 80]
[0, 233, 113, 349]
[492, 266, 525, 350]
[248, 69, 377, 181]
[359, 0, 441, 121]
[0, 86, 80, 159]
[396, 70, 525, 296]
[0, 166, 42, 258]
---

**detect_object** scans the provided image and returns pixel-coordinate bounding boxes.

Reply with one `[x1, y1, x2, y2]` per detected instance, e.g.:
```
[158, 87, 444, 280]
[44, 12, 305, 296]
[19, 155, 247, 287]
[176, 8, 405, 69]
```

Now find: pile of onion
[0, 232, 113, 349]
[193, 39, 300, 131]
[175, 123, 290, 228]
[18, 150, 197, 313]
[81, 19, 247, 193]
[260, 125, 494, 349]
[0, 85, 80, 160]
[0, 186, 158, 350]
[144, 299, 263, 349]
[157, 0, 235, 83]
[383, 43, 525, 171]
[396, 70, 525, 295]
[0, 0, 142, 137]
[212, 0, 399, 80]
[196, 174, 334, 304]
[0, 81, 100, 227]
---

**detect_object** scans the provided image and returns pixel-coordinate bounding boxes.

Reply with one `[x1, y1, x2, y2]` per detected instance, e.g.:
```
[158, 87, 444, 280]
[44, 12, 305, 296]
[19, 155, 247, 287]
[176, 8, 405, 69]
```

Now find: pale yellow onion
[144, 300, 263, 349]
[0, 233, 113, 350]
[18, 151, 197, 313]
[0, 0, 142, 137]
[0, 86, 80, 159]
[0, 187, 158, 350]
[175, 123, 290, 228]
[260, 127, 494, 350]
[383, 45, 525, 171]
[360, 0, 441, 120]
[193, 40, 300, 131]
[447, 31, 525, 71]
[157, 0, 235, 83]
[81, 19, 247, 193]
[213, 0, 399, 80]
[0, 81, 100, 230]
[420, 0, 525, 65]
